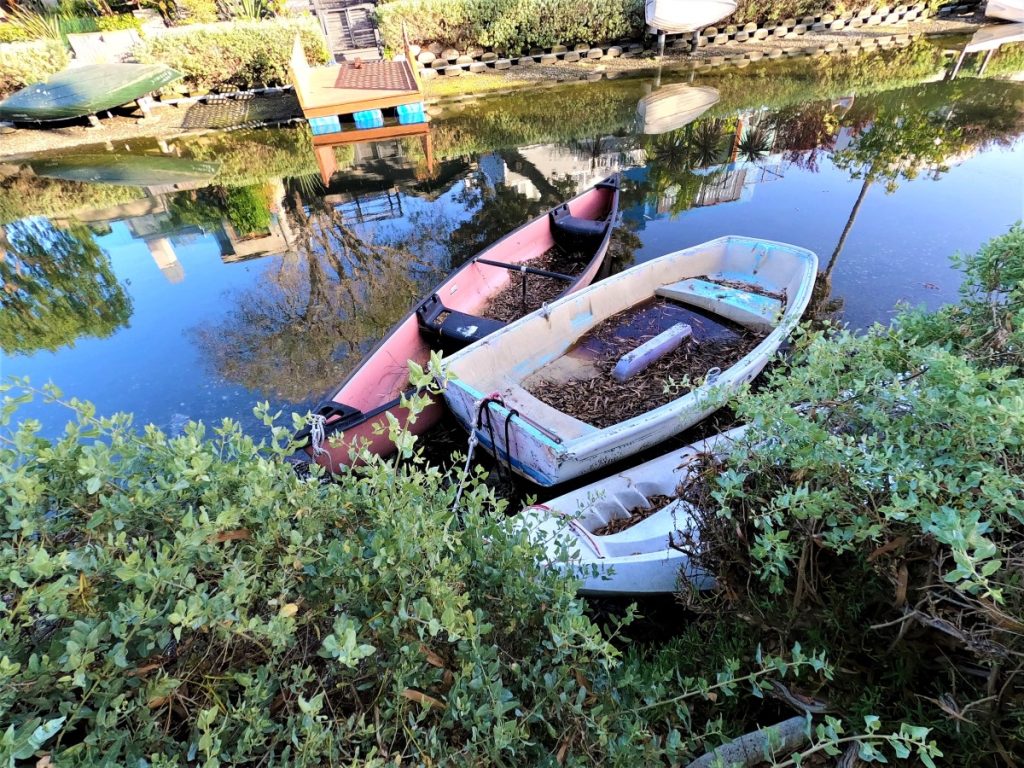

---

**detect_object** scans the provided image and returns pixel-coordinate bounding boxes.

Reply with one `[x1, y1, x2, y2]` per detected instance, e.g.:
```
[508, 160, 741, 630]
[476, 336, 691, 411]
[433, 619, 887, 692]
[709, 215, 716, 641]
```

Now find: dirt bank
[0, 12, 986, 161]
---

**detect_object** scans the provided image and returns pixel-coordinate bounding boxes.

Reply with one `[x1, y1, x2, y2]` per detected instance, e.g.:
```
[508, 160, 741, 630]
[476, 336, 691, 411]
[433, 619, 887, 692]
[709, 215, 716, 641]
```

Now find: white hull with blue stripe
[441, 236, 818, 487]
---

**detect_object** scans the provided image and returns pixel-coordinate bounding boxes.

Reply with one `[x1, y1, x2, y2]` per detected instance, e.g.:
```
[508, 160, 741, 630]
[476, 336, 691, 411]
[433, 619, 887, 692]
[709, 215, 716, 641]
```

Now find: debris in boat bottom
[482, 246, 587, 323]
[526, 330, 766, 428]
[592, 494, 676, 536]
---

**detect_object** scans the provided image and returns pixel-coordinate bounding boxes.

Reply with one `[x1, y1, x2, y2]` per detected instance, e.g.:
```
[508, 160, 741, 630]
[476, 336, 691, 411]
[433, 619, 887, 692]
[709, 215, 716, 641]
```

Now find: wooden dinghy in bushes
[441, 236, 817, 487]
[645, 0, 738, 33]
[515, 426, 748, 594]
[0, 63, 180, 123]
[294, 175, 621, 471]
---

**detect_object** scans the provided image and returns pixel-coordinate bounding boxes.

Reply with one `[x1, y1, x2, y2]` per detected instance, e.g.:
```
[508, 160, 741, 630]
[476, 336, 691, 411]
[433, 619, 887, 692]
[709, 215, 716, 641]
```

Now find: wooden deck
[289, 31, 422, 120]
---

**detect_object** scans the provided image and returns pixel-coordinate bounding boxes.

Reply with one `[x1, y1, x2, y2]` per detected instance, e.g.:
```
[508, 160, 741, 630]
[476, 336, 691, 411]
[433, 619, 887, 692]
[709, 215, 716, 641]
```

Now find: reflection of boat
[442, 236, 817, 487]
[645, 0, 738, 32]
[517, 426, 748, 594]
[637, 84, 720, 134]
[0, 63, 181, 123]
[965, 21, 1024, 50]
[985, 0, 1024, 22]
[28, 153, 220, 186]
[295, 176, 621, 471]
[948, 22, 1024, 78]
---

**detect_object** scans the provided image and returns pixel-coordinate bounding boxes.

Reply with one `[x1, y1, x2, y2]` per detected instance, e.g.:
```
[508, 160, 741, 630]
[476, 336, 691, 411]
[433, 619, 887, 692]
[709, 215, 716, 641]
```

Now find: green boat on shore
[28, 152, 220, 186]
[0, 63, 181, 123]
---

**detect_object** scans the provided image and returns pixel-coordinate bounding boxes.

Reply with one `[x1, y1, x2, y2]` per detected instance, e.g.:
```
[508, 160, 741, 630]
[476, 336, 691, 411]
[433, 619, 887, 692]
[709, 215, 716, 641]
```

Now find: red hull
[303, 176, 621, 470]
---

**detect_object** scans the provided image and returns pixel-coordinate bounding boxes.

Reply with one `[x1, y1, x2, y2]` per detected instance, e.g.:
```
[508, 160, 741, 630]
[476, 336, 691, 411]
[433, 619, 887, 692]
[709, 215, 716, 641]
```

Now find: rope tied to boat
[306, 413, 328, 459]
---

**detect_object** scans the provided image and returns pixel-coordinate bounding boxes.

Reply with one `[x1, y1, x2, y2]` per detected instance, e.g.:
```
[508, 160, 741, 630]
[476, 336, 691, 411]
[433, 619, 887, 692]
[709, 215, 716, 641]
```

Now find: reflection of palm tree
[736, 120, 772, 164]
[691, 119, 728, 168]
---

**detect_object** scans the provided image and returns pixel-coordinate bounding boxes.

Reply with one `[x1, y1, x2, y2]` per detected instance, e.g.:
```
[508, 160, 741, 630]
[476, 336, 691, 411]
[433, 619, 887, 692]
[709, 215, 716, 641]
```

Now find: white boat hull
[986, 0, 1024, 21]
[637, 84, 720, 135]
[442, 236, 818, 487]
[515, 427, 748, 595]
[645, 0, 738, 33]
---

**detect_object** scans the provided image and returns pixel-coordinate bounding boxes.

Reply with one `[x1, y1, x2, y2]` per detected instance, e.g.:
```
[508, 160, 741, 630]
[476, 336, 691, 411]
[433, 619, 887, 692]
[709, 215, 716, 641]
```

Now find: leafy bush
[224, 183, 274, 236]
[95, 13, 144, 31]
[134, 18, 330, 92]
[0, 24, 32, 44]
[689, 224, 1024, 763]
[175, 0, 219, 24]
[0, 40, 70, 100]
[377, 0, 643, 54]
[0, 372, 872, 766]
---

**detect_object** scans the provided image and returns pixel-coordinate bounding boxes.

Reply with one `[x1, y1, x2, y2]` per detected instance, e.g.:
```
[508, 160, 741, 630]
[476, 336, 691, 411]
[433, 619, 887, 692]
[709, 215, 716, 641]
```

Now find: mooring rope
[307, 413, 328, 459]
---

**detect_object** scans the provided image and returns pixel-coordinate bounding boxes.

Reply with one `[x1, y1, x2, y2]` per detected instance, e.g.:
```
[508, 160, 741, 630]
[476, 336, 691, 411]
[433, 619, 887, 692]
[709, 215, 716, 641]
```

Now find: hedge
[134, 18, 330, 93]
[377, 0, 644, 54]
[0, 40, 70, 100]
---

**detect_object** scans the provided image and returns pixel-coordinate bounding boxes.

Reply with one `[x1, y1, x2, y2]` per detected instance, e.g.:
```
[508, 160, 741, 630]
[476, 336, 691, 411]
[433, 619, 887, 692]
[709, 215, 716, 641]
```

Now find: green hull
[29, 153, 220, 186]
[0, 63, 181, 123]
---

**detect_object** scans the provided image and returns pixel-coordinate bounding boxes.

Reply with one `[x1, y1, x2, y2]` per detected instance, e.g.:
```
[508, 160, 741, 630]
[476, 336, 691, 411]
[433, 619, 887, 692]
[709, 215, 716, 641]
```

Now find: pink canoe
[297, 175, 621, 471]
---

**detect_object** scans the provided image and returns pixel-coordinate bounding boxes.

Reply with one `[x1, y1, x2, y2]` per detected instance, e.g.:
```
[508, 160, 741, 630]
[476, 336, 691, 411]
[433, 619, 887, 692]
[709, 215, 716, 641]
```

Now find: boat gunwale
[443, 235, 817, 465]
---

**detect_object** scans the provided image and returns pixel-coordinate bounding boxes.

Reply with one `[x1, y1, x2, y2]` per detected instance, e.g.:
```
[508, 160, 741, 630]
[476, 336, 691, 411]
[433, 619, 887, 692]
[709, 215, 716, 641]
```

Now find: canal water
[2, 39, 1023, 439]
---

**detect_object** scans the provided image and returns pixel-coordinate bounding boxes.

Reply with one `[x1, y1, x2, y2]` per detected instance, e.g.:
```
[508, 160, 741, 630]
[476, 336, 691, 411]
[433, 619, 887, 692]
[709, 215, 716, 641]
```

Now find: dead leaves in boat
[527, 330, 766, 429]
[592, 494, 676, 536]
[482, 245, 587, 323]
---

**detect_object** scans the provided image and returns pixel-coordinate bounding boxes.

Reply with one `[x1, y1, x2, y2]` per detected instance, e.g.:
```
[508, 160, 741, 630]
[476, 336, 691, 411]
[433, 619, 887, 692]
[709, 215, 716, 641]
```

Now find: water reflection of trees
[191, 193, 442, 403]
[0, 219, 132, 355]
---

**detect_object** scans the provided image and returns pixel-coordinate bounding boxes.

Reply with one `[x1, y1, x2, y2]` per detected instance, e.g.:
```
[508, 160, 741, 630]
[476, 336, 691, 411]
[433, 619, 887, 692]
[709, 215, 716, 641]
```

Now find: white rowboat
[645, 0, 738, 33]
[441, 236, 818, 486]
[985, 0, 1024, 22]
[516, 427, 748, 594]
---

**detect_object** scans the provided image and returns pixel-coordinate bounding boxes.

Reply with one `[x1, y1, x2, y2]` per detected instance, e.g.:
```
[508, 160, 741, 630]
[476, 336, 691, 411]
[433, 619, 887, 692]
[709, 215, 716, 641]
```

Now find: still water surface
[3, 40, 1023, 438]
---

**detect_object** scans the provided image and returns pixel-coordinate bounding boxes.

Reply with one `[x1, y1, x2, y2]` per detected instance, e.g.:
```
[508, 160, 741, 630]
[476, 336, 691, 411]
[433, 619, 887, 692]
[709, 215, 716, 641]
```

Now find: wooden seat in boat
[655, 278, 783, 332]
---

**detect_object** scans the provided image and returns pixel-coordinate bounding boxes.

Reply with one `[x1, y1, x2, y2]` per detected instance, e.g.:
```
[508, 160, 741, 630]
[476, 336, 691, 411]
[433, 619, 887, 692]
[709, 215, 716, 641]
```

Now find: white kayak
[637, 84, 720, 135]
[516, 426, 748, 595]
[986, 0, 1024, 22]
[645, 0, 738, 33]
[441, 236, 818, 487]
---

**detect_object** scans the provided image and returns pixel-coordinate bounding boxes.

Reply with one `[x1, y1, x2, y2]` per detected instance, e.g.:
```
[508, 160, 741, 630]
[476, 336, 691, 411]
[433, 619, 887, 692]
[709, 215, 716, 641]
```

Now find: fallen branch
[686, 716, 808, 768]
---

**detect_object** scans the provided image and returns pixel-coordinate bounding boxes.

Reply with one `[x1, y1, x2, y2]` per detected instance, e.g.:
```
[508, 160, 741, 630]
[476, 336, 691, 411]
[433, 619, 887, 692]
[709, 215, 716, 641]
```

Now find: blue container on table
[353, 109, 384, 129]
[308, 115, 341, 136]
[397, 101, 426, 125]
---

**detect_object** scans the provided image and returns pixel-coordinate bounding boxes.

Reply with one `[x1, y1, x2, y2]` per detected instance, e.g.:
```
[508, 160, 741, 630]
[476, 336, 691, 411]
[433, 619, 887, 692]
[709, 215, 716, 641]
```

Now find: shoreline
[0, 13, 990, 162]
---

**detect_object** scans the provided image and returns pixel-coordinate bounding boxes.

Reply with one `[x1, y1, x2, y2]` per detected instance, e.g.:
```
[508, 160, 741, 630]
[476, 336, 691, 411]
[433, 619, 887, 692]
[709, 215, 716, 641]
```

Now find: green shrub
[134, 18, 330, 92]
[690, 224, 1024, 763]
[225, 183, 274, 236]
[377, 0, 643, 54]
[95, 12, 144, 32]
[0, 24, 32, 44]
[0, 40, 70, 100]
[175, 0, 219, 24]
[0, 372, 866, 766]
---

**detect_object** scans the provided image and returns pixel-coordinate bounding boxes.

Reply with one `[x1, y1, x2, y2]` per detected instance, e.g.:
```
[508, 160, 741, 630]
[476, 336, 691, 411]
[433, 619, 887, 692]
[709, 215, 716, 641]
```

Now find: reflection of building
[478, 138, 646, 198]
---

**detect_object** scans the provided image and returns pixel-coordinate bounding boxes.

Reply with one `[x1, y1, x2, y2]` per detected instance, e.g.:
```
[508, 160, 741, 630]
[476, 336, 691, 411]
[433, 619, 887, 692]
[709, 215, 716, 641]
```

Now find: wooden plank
[310, 120, 428, 146]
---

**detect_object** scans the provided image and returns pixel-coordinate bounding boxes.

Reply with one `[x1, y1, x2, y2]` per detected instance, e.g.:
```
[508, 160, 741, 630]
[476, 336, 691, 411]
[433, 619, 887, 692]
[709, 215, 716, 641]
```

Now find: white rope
[307, 413, 328, 458]
[451, 399, 483, 512]
[705, 366, 722, 385]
